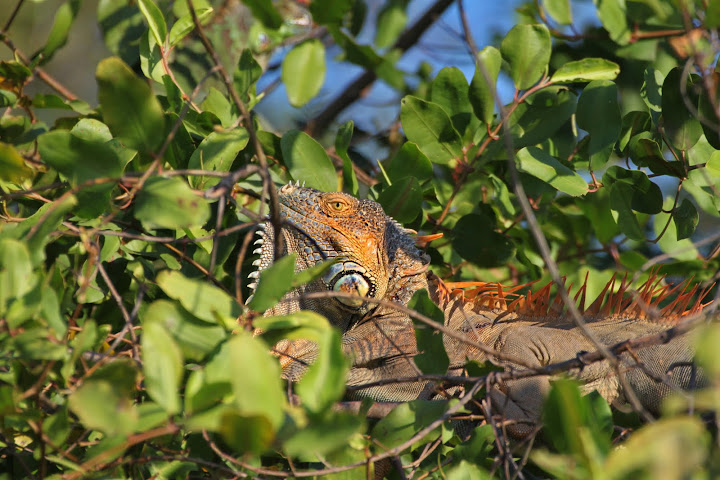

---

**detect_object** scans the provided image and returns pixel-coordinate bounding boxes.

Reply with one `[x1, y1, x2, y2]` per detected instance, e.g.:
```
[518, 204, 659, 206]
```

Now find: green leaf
[641, 67, 663, 125]
[139, 29, 165, 84]
[699, 82, 720, 150]
[0, 61, 31, 89]
[254, 310, 333, 347]
[594, 0, 630, 45]
[500, 24, 551, 90]
[628, 134, 685, 178]
[543, 379, 612, 459]
[234, 48, 263, 98]
[9, 195, 77, 265]
[662, 68, 703, 150]
[32, 93, 92, 114]
[281, 39, 326, 108]
[511, 89, 576, 148]
[542, 0, 572, 24]
[156, 270, 243, 326]
[280, 130, 337, 191]
[168, 7, 213, 47]
[282, 411, 363, 457]
[602, 166, 662, 214]
[377, 176, 422, 224]
[446, 460, 493, 480]
[0, 239, 34, 316]
[142, 319, 183, 414]
[551, 58, 620, 83]
[384, 142, 432, 183]
[673, 198, 698, 240]
[200, 87, 233, 127]
[578, 188, 620, 243]
[42, 0, 80, 63]
[371, 400, 449, 450]
[143, 300, 227, 362]
[335, 121, 359, 195]
[310, 0, 352, 26]
[400, 96, 463, 164]
[655, 197, 699, 261]
[469, 46, 502, 124]
[576, 80, 621, 169]
[296, 327, 348, 413]
[248, 254, 297, 312]
[242, 0, 284, 29]
[408, 289, 449, 375]
[187, 128, 250, 189]
[0, 142, 33, 182]
[38, 130, 124, 185]
[67, 361, 139, 436]
[135, 176, 210, 230]
[226, 331, 286, 428]
[431, 67, 472, 134]
[515, 147, 588, 196]
[608, 182, 644, 240]
[604, 418, 708, 478]
[96, 57, 166, 152]
[452, 213, 516, 267]
[137, 0, 167, 47]
[375, 1, 407, 48]
[219, 410, 275, 454]
[71, 118, 113, 143]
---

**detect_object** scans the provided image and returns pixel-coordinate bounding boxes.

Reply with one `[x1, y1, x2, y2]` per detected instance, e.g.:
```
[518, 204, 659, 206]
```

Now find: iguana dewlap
[251, 183, 713, 436]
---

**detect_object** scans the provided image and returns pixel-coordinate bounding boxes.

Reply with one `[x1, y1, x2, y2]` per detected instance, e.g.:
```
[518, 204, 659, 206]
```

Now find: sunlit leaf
[551, 58, 620, 83]
[500, 24, 551, 90]
[248, 254, 297, 312]
[282, 39, 326, 107]
[0, 142, 32, 182]
[281, 130, 337, 191]
[96, 57, 166, 152]
[469, 46, 502, 124]
[137, 0, 167, 46]
[135, 176, 210, 230]
[408, 289, 449, 375]
[516, 147, 588, 196]
[400, 96, 463, 164]
[142, 319, 183, 414]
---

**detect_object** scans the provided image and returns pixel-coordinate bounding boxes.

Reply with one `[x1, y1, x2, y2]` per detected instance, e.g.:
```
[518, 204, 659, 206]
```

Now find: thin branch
[2, 0, 25, 34]
[187, 0, 283, 263]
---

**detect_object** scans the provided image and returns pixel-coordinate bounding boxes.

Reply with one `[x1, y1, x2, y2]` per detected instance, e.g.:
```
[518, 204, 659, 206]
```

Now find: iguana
[250, 183, 715, 436]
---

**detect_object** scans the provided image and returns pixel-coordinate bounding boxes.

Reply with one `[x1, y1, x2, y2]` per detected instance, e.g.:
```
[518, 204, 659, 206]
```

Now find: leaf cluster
[0, 0, 719, 478]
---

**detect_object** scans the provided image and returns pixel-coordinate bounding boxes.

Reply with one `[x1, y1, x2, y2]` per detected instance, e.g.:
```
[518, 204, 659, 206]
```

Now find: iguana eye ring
[331, 272, 373, 307]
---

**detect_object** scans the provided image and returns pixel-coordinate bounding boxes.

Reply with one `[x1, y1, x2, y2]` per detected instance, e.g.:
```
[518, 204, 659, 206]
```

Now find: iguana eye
[332, 273, 370, 307]
[325, 196, 351, 212]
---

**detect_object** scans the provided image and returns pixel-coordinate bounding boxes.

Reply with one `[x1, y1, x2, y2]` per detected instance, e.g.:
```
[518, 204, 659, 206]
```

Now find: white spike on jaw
[295, 179, 301, 186]
[254, 237, 264, 245]
[252, 259, 262, 266]
[248, 282, 257, 290]
[253, 248, 262, 255]
[248, 271, 259, 279]
[301, 180, 306, 187]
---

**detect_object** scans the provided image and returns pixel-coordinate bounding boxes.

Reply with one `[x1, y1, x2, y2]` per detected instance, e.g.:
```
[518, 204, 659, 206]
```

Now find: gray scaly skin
[252, 184, 709, 436]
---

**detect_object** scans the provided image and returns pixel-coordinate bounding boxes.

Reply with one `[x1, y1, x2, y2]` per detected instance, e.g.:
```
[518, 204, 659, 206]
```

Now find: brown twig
[187, 0, 283, 263]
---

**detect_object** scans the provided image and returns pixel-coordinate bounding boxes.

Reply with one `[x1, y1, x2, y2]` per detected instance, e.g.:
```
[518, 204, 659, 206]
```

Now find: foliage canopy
[1, 0, 719, 478]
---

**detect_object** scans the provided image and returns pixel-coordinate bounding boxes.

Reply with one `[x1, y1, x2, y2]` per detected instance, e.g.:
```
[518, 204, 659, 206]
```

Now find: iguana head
[251, 183, 429, 323]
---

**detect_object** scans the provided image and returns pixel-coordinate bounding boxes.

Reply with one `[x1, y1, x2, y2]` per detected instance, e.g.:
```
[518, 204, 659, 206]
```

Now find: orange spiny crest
[439, 269, 716, 323]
